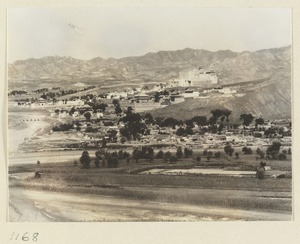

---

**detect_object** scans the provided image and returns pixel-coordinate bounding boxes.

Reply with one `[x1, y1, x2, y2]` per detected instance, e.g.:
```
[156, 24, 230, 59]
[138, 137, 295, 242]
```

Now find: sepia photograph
[7, 7, 292, 223]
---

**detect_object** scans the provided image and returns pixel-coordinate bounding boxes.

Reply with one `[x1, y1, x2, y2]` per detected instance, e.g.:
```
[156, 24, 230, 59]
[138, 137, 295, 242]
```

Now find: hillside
[149, 75, 291, 121]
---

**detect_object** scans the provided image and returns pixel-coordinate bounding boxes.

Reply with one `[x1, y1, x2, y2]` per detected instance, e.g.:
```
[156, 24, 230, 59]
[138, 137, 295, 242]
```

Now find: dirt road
[9, 188, 292, 222]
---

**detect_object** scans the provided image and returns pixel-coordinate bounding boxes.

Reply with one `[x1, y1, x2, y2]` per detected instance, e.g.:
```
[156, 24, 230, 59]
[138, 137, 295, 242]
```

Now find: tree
[115, 104, 122, 115]
[267, 141, 282, 159]
[112, 99, 119, 106]
[102, 139, 107, 148]
[119, 112, 146, 140]
[176, 147, 183, 159]
[235, 152, 239, 159]
[85, 127, 97, 133]
[224, 143, 234, 156]
[203, 149, 208, 156]
[211, 109, 223, 120]
[240, 113, 254, 127]
[218, 123, 224, 133]
[156, 150, 164, 159]
[84, 112, 91, 121]
[196, 156, 201, 162]
[94, 158, 101, 168]
[242, 147, 252, 155]
[69, 106, 76, 115]
[184, 148, 193, 158]
[255, 118, 264, 127]
[176, 127, 186, 137]
[161, 117, 180, 128]
[145, 113, 154, 124]
[107, 156, 119, 168]
[164, 151, 172, 162]
[154, 92, 160, 102]
[120, 137, 127, 144]
[80, 151, 91, 168]
[98, 103, 108, 112]
[256, 167, 265, 180]
[132, 148, 143, 163]
[191, 116, 207, 126]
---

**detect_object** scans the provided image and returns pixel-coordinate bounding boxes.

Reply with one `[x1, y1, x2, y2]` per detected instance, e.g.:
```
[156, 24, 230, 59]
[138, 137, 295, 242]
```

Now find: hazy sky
[8, 8, 291, 63]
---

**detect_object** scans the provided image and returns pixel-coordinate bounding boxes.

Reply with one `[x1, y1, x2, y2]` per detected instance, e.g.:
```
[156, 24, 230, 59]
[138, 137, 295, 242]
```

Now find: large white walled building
[171, 66, 218, 87]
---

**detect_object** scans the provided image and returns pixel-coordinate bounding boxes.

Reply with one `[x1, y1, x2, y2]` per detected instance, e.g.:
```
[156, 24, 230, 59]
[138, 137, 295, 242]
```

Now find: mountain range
[8, 46, 291, 120]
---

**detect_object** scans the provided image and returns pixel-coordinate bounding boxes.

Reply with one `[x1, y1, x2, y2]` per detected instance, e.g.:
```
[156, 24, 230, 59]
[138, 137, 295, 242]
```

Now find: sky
[7, 7, 291, 63]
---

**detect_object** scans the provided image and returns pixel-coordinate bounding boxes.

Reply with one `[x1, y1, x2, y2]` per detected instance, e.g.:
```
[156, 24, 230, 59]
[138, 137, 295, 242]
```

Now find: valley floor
[9, 187, 292, 222]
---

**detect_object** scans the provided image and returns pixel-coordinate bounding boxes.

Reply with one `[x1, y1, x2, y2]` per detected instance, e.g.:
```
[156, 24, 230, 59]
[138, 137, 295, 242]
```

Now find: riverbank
[8, 108, 51, 154]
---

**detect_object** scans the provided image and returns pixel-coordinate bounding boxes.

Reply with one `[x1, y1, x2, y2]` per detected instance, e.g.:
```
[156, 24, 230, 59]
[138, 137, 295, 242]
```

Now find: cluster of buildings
[42, 113, 292, 151]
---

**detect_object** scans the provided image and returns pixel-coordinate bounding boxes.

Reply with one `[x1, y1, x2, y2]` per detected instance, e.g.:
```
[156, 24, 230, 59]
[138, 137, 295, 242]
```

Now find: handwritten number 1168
[10, 232, 39, 242]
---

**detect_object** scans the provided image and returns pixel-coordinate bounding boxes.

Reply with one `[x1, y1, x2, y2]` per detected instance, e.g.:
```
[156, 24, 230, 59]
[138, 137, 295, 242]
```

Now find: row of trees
[222, 141, 290, 161]
[78, 146, 196, 168]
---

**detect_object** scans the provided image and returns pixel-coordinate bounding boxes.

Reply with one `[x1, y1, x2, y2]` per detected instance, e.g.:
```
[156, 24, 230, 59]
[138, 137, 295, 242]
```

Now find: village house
[183, 89, 200, 99]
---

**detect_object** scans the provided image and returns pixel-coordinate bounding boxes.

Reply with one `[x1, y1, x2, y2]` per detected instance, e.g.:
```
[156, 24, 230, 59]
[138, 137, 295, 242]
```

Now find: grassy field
[9, 153, 292, 212]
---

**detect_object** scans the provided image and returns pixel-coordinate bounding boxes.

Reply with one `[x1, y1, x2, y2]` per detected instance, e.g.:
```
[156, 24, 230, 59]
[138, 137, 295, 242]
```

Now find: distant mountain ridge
[8, 46, 291, 87]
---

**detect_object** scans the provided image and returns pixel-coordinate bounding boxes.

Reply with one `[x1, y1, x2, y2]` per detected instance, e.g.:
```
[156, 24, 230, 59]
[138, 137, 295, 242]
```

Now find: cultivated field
[9, 153, 292, 222]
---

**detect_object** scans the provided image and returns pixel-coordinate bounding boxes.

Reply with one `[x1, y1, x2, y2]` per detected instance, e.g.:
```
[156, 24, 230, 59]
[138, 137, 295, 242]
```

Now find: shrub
[196, 156, 201, 162]
[256, 148, 261, 155]
[85, 126, 97, 133]
[256, 167, 265, 180]
[203, 149, 208, 156]
[214, 152, 221, 158]
[278, 153, 287, 160]
[107, 157, 119, 168]
[259, 151, 265, 159]
[169, 155, 178, 164]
